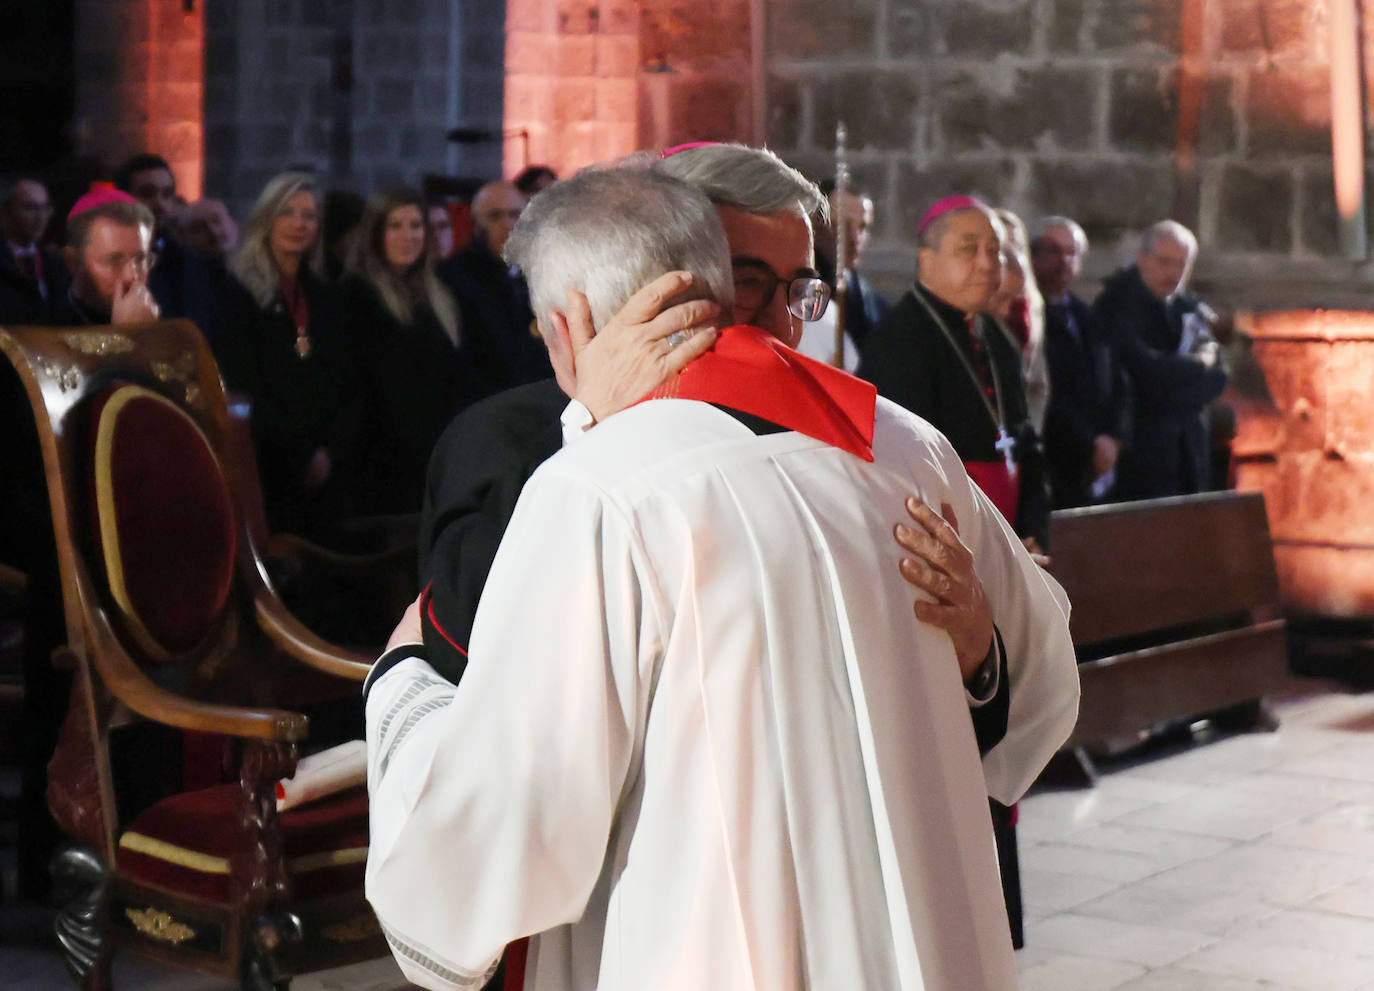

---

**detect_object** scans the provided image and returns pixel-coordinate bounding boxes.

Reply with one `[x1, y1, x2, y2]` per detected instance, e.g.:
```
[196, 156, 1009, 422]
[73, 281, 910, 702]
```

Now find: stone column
[1233, 310, 1374, 616]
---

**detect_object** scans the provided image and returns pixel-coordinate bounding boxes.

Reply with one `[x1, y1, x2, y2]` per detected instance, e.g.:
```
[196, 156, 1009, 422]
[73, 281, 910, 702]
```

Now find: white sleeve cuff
[560, 398, 596, 446]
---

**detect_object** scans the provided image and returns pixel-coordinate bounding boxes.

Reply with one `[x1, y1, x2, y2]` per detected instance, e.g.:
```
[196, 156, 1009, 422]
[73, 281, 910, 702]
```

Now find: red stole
[640, 324, 877, 461]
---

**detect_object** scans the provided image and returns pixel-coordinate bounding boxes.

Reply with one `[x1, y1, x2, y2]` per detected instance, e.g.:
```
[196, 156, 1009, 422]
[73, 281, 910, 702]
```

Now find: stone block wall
[503, 0, 757, 177]
[73, 0, 204, 198]
[1232, 310, 1374, 617]
[763, 0, 1371, 310]
[504, 0, 641, 175]
[200, 0, 503, 217]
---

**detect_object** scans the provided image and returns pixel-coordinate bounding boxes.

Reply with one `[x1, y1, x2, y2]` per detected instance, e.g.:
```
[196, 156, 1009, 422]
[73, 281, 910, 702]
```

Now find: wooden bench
[1047, 490, 1292, 781]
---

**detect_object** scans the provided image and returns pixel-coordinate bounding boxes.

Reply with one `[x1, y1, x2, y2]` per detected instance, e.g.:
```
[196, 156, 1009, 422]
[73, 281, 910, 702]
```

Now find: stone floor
[1016, 683, 1374, 991]
[4, 682, 1374, 989]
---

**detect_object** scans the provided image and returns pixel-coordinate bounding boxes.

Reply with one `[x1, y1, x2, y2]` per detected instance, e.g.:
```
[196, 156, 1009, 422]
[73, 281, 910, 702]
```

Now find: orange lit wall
[74, 0, 203, 198]
[1232, 311, 1374, 617]
[147, 0, 204, 199]
[503, 0, 755, 178]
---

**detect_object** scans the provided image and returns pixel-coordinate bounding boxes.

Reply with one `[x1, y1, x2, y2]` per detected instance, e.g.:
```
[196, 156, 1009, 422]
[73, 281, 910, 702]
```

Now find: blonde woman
[989, 208, 1050, 435]
[342, 186, 484, 514]
[219, 171, 358, 540]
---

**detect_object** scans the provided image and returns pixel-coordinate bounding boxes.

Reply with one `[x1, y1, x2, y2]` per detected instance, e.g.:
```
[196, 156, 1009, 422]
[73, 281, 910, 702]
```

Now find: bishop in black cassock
[858, 196, 1049, 549]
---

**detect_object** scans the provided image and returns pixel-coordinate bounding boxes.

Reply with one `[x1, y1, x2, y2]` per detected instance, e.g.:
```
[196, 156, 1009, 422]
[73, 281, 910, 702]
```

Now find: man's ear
[546, 309, 575, 367]
[63, 245, 80, 275]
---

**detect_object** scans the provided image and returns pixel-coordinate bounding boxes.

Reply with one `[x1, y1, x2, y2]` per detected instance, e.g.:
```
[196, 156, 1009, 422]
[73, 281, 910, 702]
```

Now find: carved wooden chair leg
[51, 846, 112, 990]
[241, 910, 304, 991]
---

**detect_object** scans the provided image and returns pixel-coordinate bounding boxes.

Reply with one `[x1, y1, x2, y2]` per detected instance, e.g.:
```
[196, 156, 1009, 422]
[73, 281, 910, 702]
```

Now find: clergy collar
[641, 324, 877, 462]
[67, 288, 111, 325]
[914, 280, 974, 327]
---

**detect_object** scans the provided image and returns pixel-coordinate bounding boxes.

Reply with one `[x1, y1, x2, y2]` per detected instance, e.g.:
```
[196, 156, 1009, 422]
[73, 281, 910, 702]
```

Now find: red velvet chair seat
[116, 784, 369, 904]
[89, 384, 237, 661]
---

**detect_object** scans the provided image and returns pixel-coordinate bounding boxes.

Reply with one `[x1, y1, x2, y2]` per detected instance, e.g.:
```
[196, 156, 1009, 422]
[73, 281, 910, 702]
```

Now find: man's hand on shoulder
[568, 271, 719, 422]
[894, 497, 995, 682]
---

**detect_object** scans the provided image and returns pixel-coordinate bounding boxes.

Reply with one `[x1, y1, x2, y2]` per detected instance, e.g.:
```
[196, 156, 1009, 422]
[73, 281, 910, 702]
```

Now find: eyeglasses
[92, 251, 158, 275]
[732, 260, 832, 322]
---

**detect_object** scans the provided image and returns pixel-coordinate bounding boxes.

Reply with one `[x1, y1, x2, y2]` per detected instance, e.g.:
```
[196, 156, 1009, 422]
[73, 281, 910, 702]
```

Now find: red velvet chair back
[87, 383, 238, 663]
[0, 323, 242, 674]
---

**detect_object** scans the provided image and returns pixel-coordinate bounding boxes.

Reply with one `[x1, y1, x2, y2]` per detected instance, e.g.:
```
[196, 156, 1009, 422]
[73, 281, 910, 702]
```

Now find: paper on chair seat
[277, 740, 367, 811]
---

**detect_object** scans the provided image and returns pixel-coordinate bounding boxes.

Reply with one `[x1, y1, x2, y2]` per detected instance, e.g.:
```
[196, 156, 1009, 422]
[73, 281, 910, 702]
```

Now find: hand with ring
[568, 271, 719, 423]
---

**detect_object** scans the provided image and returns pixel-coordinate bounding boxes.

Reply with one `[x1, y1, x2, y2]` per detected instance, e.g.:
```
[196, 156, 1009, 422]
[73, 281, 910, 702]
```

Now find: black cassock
[417, 378, 567, 683]
[857, 283, 1050, 548]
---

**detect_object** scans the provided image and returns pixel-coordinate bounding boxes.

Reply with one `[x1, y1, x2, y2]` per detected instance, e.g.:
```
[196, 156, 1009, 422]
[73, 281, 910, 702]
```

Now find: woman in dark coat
[341, 186, 486, 516]
[217, 171, 359, 543]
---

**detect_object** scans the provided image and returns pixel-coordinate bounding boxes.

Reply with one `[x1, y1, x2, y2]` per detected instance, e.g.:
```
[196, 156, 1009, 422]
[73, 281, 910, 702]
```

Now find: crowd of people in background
[0, 147, 1231, 549]
[0, 158, 567, 548]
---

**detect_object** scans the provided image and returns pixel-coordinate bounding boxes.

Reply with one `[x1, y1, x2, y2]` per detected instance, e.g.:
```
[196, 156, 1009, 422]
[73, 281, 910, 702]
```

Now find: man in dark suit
[1031, 216, 1129, 507]
[438, 179, 552, 393]
[815, 183, 888, 351]
[0, 176, 69, 324]
[1091, 220, 1227, 501]
[114, 153, 220, 346]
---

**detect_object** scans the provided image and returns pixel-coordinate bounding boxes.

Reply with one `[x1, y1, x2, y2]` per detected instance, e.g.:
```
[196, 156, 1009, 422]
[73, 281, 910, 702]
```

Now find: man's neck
[275, 252, 302, 282]
[469, 239, 502, 265]
[916, 280, 973, 320]
[70, 286, 111, 323]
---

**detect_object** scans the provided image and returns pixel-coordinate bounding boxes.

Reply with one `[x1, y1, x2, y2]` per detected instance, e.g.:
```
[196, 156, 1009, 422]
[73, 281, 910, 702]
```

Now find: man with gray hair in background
[1032, 215, 1129, 507]
[365, 166, 1077, 990]
[1092, 219, 1228, 500]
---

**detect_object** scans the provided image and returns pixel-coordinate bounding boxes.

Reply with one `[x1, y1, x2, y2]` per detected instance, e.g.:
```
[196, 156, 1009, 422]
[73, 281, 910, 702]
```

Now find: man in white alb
[365, 167, 1079, 990]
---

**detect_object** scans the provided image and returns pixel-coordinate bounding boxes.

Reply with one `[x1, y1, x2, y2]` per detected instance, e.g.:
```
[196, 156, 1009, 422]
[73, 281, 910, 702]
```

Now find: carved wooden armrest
[84, 597, 308, 743]
[263, 530, 417, 578]
[242, 545, 372, 683]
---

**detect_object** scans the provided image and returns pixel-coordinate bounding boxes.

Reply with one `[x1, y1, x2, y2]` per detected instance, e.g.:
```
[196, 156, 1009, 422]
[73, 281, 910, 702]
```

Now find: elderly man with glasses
[859, 195, 1051, 556]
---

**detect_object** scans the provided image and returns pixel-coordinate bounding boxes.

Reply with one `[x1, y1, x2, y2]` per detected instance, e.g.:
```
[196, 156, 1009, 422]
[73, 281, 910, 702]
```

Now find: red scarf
[640, 325, 877, 461]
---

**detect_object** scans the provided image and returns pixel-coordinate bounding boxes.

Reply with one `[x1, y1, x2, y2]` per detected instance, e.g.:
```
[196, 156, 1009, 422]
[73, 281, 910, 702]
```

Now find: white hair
[1032, 215, 1088, 253]
[504, 167, 734, 331]
[1140, 219, 1197, 258]
[652, 143, 827, 223]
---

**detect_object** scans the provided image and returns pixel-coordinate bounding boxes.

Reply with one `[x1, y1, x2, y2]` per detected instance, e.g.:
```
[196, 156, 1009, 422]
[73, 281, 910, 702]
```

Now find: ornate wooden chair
[0, 321, 388, 990]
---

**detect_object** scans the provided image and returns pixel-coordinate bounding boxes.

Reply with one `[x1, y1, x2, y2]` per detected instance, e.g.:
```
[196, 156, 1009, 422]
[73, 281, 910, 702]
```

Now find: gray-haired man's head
[504, 166, 734, 395]
[654, 144, 827, 346]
